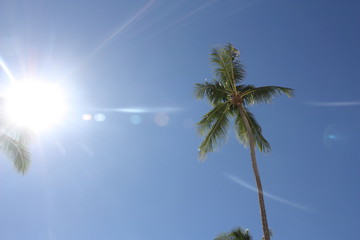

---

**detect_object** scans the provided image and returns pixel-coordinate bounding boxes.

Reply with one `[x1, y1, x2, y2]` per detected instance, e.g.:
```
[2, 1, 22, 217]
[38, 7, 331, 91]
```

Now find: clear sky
[0, 0, 359, 239]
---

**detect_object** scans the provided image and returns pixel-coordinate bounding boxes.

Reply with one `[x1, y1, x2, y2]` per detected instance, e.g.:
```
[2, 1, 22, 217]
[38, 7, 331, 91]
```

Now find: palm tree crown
[195, 43, 293, 240]
[195, 43, 293, 159]
[215, 227, 252, 240]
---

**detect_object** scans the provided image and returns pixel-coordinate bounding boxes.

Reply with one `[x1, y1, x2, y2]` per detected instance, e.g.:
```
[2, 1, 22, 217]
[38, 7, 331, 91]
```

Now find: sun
[2, 80, 67, 132]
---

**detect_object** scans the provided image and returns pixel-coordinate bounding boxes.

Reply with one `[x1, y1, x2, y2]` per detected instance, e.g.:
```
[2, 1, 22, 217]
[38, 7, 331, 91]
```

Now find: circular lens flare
[154, 113, 169, 127]
[94, 113, 106, 122]
[82, 114, 92, 121]
[3, 81, 67, 131]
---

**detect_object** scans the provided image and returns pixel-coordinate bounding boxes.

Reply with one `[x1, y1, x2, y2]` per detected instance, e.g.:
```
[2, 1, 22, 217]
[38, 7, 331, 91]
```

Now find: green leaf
[0, 133, 31, 174]
[197, 102, 229, 135]
[210, 43, 245, 90]
[194, 81, 230, 105]
[234, 108, 271, 153]
[197, 103, 231, 160]
[241, 85, 294, 106]
[215, 227, 252, 240]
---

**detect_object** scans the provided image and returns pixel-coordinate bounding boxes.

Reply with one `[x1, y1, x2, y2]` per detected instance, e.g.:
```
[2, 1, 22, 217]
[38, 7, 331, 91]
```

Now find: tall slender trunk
[239, 106, 271, 240]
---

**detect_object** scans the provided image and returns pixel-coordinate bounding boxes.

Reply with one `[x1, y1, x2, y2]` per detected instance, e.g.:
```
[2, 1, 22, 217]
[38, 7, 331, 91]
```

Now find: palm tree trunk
[239, 107, 271, 240]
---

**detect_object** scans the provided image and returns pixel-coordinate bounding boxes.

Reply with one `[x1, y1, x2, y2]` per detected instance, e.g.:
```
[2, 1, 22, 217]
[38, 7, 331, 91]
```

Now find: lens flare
[154, 113, 169, 127]
[130, 115, 142, 124]
[94, 113, 106, 122]
[82, 114, 92, 121]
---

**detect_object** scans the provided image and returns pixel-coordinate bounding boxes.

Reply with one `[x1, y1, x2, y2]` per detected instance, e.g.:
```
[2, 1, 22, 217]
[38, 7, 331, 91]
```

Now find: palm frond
[197, 103, 231, 160]
[197, 102, 230, 135]
[210, 43, 245, 89]
[234, 108, 271, 153]
[241, 85, 294, 106]
[194, 81, 230, 105]
[215, 233, 230, 240]
[215, 227, 252, 240]
[2, 124, 34, 145]
[0, 133, 30, 174]
[229, 227, 252, 240]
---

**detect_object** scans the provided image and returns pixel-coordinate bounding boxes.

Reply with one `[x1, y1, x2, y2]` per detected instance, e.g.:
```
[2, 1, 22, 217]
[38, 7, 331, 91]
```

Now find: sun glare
[2, 81, 67, 132]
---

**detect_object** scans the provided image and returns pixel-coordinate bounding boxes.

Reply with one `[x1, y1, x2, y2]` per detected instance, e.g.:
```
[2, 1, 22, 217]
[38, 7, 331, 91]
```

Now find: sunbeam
[173, 0, 217, 26]
[91, 107, 182, 113]
[88, 0, 155, 59]
[224, 173, 312, 212]
[0, 57, 16, 82]
[306, 101, 360, 107]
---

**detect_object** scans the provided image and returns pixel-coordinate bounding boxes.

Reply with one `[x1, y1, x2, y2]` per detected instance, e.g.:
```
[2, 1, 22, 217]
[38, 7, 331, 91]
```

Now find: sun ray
[0, 57, 16, 82]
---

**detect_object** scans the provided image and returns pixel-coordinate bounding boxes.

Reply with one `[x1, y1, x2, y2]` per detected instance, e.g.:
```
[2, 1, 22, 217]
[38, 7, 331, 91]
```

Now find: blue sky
[0, 0, 359, 239]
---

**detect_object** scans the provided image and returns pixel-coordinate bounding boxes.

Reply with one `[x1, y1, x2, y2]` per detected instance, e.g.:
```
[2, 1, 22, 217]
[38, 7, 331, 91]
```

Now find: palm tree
[195, 43, 293, 240]
[215, 227, 252, 240]
[0, 100, 31, 174]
